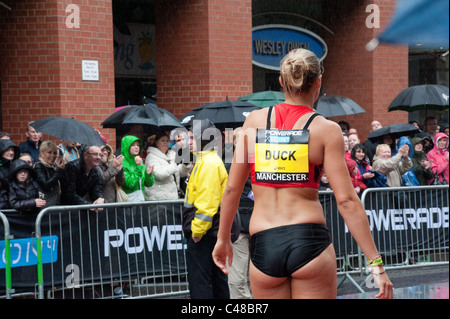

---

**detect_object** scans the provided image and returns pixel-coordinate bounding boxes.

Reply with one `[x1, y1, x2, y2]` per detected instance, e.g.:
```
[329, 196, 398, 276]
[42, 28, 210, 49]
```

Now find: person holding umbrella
[212, 48, 393, 299]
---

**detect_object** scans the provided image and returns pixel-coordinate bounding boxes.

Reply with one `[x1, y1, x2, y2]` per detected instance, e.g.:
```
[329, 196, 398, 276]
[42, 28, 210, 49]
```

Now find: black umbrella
[388, 84, 449, 112]
[101, 103, 183, 131]
[30, 117, 106, 146]
[314, 94, 366, 118]
[367, 123, 419, 141]
[179, 98, 261, 129]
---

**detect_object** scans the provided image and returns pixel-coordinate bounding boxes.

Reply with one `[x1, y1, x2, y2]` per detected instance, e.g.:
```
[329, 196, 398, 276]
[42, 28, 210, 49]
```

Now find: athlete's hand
[212, 239, 233, 275]
[373, 272, 394, 299]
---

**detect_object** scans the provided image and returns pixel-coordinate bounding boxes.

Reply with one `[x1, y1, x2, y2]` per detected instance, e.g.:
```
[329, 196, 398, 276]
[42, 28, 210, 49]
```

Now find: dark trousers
[186, 236, 230, 299]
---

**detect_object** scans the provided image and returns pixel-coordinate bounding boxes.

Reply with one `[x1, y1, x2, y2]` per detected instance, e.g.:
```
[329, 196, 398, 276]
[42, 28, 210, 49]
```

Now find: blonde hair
[375, 143, 391, 155]
[280, 48, 322, 95]
[39, 140, 58, 155]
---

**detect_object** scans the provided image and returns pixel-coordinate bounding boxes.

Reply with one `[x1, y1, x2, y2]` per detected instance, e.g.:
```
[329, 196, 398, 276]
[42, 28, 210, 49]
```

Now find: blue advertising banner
[252, 24, 328, 70]
[0, 236, 58, 269]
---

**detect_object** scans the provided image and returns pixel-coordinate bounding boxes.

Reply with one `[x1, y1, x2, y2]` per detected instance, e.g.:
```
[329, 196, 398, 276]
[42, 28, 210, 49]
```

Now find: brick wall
[0, 0, 116, 146]
[154, 0, 253, 118]
[322, 0, 408, 142]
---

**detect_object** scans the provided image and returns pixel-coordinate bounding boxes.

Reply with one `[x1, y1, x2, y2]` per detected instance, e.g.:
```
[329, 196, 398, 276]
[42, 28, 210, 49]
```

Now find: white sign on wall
[82, 60, 99, 81]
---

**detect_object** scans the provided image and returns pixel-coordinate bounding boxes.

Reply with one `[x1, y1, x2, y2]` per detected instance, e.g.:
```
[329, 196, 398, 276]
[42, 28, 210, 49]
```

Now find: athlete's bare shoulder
[244, 107, 269, 129]
[311, 115, 342, 135]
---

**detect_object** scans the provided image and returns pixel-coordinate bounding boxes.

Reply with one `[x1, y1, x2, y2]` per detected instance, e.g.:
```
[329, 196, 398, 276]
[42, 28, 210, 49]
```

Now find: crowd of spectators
[321, 116, 449, 193]
[1, 115, 448, 214]
[0, 122, 193, 214]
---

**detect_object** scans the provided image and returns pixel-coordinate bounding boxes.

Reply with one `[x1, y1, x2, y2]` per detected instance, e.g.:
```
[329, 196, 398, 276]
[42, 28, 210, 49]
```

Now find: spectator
[8, 159, 46, 215]
[343, 133, 349, 154]
[18, 122, 42, 163]
[19, 153, 33, 166]
[0, 131, 12, 140]
[171, 129, 192, 165]
[183, 119, 232, 299]
[144, 131, 190, 201]
[225, 127, 253, 299]
[380, 133, 395, 153]
[423, 116, 438, 140]
[441, 124, 449, 136]
[61, 145, 105, 211]
[372, 142, 412, 187]
[34, 141, 65, 207]
[99, 144, 125, 203]
[426, 132, 449, 184]
[347, 132, 360, 154]
[362, 120, 383, 163]
[409, 120, 420, 129]
[171, 129, 193, 195]
[58, 140, 80, 164]
[351, 144, 374, 186]
[410, 137, 434, 185]
[0, 139, 20, 179]
[319, 171, 332, 191]
[120, 135, 154, 202]
[394, 137, 419, 186]
[0, 172, 9, 209]
[345, 156, 366, 195]
[338, 120, 350, 134]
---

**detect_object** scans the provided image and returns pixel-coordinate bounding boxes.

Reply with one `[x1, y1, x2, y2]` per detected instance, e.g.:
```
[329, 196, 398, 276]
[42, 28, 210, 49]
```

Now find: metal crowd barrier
[34, 200, 189, 299]
[1, 185, 448, 299]
[0, 212, 13, 299]
[361, 185, 449, 269]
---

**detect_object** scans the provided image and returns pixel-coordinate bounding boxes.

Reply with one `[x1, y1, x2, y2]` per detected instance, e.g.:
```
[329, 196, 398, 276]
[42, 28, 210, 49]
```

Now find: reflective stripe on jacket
[184, 151, 228, 239]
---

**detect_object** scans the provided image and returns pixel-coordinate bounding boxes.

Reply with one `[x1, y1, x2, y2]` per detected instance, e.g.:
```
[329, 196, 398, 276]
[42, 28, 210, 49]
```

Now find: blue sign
[252, 24, 328, 70]
[0, 236, 58, 269]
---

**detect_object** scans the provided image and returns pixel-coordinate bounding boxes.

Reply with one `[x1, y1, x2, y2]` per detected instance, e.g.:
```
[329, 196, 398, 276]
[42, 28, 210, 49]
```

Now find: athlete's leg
[290, 244, 337, 299]
[249, 261, 291, 299]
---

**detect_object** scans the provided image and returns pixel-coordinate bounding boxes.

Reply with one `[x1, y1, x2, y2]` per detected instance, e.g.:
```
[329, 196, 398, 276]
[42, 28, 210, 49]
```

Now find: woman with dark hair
[351, 144, 374, 186]
[144, 131, 191, 200]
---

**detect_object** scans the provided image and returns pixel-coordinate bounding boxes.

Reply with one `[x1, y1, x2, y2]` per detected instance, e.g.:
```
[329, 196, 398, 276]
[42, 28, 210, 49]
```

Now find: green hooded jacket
[120, 135, 154, 195]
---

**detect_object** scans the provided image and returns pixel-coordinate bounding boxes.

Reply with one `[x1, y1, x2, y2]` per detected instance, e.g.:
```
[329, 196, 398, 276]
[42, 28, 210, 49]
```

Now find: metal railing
[0, 212, 13, 299]
[34, 200, 188, 299]
[1, 185, 448, 299]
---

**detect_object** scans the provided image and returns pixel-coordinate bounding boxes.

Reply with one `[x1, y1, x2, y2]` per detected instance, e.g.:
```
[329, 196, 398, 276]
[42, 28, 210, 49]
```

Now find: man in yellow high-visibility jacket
[183, 119, 230, 299]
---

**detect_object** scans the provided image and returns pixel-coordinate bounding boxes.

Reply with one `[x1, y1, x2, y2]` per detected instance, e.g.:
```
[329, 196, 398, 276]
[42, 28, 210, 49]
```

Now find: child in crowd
[8, 159, 46, 214]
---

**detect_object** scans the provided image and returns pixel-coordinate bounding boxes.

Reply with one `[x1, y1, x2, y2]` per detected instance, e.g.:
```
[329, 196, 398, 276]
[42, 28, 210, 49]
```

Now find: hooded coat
[8, 159, 42, 214]
[410, 137, 434, 185]
[120, 135, 155, 197]
[426, 132, 449, 184]
[0, 139, 20, 181]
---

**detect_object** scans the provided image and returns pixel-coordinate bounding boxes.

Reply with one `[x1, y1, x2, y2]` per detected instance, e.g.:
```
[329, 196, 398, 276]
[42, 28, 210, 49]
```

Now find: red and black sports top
[249, 103, 322, 189]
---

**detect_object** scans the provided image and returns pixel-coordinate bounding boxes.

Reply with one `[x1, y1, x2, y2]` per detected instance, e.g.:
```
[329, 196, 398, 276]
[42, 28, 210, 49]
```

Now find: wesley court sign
[252, 24, 328, 71]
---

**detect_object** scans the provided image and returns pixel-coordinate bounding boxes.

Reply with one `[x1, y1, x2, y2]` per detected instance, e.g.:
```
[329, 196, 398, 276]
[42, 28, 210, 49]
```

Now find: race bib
[254, 128, 310, 183]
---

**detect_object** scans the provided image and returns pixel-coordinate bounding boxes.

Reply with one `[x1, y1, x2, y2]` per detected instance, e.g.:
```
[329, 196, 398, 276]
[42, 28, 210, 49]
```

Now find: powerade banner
[321, 189, 449, 257]
[0, 205, 186, 293]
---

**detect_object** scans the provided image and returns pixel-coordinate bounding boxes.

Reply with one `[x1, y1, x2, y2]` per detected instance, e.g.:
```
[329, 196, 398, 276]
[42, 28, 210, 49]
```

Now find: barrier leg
[1, 213, 14, 299]
[36, 236, 44, 299]
[4, 235, 13, 299]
